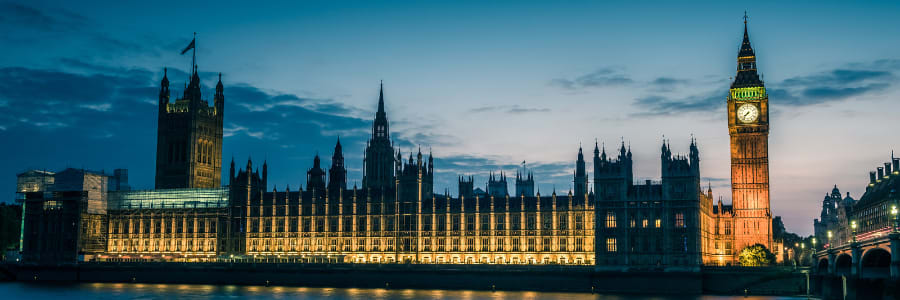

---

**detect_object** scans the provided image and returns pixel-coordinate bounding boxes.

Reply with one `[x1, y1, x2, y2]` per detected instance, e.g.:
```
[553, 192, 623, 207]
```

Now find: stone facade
[154, 66, 224, 189]
[720, 17, 774, 263]
[593, 140, 707, 270]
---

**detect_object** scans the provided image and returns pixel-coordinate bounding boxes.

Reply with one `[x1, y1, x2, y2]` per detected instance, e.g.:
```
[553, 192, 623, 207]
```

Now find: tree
[739, 243, 776, 267]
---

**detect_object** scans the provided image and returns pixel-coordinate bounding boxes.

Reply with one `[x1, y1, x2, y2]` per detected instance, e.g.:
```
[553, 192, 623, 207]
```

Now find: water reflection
[0, 282, 805, 300]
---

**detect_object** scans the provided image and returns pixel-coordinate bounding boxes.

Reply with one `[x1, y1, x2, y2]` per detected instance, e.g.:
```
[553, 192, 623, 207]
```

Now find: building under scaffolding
[17, 168, 127, 262]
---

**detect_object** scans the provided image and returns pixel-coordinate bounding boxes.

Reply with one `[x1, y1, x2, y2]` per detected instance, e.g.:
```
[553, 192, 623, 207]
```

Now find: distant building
[845, 156, 900, 245]
[19, 168, 128, 262]
[486, 172, 509, 198]
[0, 203, 22, 259]
[515, 171, 534, 197]
[813, 185, 855, 249]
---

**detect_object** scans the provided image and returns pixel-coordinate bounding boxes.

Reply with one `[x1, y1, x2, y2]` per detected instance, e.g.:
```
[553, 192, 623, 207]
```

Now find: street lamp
[811, 237, 817, 250]
[850, 220, 858, 243]
[827, 230, 833, 248]
[891, 189, 898, 233]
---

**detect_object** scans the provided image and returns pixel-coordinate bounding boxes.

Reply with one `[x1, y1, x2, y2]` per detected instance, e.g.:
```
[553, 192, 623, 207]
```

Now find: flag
[522, 160, 526, 165]
[181, 39, 195, 55]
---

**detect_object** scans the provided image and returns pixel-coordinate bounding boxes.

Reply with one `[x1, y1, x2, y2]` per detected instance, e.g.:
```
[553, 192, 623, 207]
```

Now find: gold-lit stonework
[705, 17, 774, 265]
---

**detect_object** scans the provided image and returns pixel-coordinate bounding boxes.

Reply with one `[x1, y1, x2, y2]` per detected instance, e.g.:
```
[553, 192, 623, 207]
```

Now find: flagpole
[192, 32, 197, 72]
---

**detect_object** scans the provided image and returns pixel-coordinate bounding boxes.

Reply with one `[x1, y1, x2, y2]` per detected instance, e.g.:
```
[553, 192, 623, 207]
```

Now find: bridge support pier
[890, 233, 900, 280]
[827, 251, 836, 275]
[850, 243, 861, 278]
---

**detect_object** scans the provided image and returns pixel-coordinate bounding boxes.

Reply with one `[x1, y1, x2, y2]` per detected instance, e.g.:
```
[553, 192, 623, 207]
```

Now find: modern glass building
[105, 188, 229, 261]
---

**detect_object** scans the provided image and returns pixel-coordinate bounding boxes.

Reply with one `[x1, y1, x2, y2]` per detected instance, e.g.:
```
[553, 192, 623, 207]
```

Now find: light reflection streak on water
[0, 282, 805, 300]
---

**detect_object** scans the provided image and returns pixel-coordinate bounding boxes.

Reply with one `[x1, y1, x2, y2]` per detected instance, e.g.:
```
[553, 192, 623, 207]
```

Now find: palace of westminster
[16, 19, 779, 268]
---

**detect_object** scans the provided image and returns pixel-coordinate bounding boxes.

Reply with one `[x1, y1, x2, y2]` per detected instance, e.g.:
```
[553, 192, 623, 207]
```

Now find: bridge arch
[835, 253, 852, 277]
[860, 247, 891, 279]
[817, 258, 829, 274]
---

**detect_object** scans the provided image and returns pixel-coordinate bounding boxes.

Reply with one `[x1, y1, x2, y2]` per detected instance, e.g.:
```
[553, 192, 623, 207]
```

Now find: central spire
[372, 81, 390, 139]
[363, 81, 395, 191]
[378, 80, 385, 113]
[731, 12, 763, 89]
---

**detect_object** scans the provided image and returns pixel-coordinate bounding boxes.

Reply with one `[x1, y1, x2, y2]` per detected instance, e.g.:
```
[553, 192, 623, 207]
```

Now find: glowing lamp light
[827, 231, 833, 239]
[851, 220, 858, 230]
[892, 205, 898, 216]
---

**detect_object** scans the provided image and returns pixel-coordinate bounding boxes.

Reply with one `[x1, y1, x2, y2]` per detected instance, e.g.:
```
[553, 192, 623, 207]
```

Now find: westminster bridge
[812, 226, 900, 299]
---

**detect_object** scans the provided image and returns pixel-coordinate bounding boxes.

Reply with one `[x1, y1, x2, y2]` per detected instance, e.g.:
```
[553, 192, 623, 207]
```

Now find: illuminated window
[605, 211, 616, 228]
[642, 219, 648, 228]
[655, 219, 661, 228]
[526, 214, 536, 230]
[423, 216, 432, 231]
[606, 238, 617, 252]
[557, 213, 568, 230]
[675, 213, 685, 228]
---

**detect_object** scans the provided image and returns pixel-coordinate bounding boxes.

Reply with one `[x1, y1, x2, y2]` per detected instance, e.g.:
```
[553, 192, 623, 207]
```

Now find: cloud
[630, 60, 898, 116]
[0, 60, 374, 196]
[550, 67, 633, 90]
[781, 69, 891, 87]
[768, 65, 894, 106]
[468, 105, 551, 114]
[651, 77, 690, 86]
[80, 103, 112, 112]
[223, 123, 266, 139]
[631, 91, 725, 117]
[1, 3, 176, 62]
[799, 84, 889, 101]
[648, 77, 690, 92]
[0, 2, 88, 34]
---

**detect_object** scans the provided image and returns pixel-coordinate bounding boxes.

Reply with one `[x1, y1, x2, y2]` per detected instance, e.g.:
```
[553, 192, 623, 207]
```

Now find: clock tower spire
[726, 13, 772, 260]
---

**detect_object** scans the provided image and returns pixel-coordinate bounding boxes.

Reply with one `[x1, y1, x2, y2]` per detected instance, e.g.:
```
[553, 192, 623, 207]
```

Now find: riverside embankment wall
[3, 263, 808, 296]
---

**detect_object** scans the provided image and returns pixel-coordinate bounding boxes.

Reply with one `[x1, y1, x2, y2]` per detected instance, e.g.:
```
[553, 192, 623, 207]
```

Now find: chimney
[886, 163, 893, 177]
[870, 171, 877, 184]
[893, 158, 899, 175]
[878, 167, 885, 180]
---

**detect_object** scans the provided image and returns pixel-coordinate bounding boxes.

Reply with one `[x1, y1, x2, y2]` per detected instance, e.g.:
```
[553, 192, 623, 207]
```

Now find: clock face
[737, 103, 759, 123]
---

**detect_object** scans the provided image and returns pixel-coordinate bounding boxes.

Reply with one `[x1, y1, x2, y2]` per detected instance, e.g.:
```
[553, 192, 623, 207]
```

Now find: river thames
[0, 282, 806, 299]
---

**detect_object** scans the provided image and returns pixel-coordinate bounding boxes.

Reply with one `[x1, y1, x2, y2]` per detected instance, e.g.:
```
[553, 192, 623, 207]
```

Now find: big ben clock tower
[727, 14, 773, 256]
